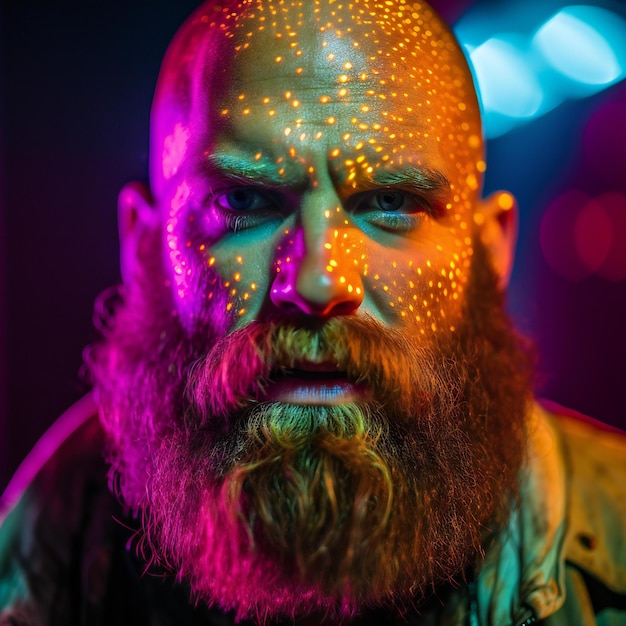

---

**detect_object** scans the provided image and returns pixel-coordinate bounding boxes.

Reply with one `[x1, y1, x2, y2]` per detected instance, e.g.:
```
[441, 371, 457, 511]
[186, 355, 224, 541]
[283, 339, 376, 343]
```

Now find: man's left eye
[350, 189, 432, 233]
[216, 189, 272, 211]
[356, 189, 429, 215]
[375, 191, 405, 212]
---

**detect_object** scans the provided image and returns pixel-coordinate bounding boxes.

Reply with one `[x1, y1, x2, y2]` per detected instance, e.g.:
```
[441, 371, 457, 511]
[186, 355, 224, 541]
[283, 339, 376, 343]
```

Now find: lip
[264, 363, 368, 405]
[265, 377, 367, 405]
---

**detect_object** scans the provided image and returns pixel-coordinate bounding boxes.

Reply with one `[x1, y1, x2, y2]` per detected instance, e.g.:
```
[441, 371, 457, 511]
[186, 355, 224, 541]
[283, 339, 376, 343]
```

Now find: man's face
[156, 1, 484, 372]
[92, 2, 529, 622]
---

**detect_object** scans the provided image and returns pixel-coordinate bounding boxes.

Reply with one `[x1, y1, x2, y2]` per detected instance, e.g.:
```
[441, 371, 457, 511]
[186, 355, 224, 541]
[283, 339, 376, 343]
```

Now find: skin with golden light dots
[151, 0, 486, 340]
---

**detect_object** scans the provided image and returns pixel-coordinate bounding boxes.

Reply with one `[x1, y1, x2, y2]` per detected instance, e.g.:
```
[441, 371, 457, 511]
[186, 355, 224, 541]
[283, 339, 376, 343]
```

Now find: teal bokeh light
[534, 7, 624, 89]
[457, 3, 626, 138]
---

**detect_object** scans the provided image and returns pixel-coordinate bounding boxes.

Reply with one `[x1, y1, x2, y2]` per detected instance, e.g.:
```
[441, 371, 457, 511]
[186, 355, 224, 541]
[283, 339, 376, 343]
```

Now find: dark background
[1, 0, 625, 494]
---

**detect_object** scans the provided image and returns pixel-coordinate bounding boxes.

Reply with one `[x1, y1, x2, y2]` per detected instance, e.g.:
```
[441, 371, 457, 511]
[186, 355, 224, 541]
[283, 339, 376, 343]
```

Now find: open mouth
[264, 362, 368, 405]
[280, 368, 348, 381]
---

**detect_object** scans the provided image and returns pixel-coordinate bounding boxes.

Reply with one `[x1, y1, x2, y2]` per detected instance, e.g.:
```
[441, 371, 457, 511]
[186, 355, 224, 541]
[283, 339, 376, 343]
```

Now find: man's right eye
[216, 189, 273, 212]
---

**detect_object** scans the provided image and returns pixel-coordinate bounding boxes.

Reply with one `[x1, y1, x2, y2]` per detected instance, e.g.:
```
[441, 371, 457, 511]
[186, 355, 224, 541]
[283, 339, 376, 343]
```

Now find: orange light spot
[498, 193, 515, 210]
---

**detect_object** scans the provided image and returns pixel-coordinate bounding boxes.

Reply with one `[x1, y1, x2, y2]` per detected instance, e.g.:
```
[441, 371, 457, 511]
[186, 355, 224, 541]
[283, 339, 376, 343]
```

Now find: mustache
[186, 315, 461, 426]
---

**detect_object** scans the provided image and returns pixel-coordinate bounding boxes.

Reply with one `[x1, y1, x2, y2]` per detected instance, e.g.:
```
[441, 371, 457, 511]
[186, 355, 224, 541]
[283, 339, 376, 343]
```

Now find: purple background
[1, 0, 625, 494]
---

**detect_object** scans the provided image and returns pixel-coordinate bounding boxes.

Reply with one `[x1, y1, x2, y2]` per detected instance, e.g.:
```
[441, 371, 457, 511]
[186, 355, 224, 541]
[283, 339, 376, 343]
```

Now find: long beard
[87, 239, 532, 622]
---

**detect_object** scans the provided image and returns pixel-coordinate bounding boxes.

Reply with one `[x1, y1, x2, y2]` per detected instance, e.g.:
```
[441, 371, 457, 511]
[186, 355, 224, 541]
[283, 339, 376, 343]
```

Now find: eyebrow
[207, 152, 302, 187]
[367, 166, 451, 194]
[208, 151, 451, 195]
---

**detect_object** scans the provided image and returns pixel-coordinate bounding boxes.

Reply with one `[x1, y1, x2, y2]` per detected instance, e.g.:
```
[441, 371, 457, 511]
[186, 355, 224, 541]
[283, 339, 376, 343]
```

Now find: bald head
[150, 0, 483, 201]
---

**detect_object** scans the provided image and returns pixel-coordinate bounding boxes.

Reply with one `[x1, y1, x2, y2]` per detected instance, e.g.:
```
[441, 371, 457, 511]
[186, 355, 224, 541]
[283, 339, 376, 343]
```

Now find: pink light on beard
[148, 401, 398, 623]
[187, 316, 439, 427]
[91, 241, 531, 622]
[143, 316, 487, 621]
[192, 497, 363, 621]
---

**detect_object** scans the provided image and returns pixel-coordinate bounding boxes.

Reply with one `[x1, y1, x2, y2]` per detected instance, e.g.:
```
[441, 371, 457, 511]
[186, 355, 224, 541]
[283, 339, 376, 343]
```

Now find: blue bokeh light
[468, 37, 545, 137]
[534, 7, 623, 88]
[456, 2, 626, 138]
[471, 38, 543, 117]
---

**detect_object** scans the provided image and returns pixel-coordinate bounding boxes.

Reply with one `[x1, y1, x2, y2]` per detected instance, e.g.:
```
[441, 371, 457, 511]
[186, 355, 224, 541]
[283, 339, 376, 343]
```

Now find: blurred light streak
[470, 38, 544, 137]
[541, 190, 626, 282]
[534, 7, 623, 88]
[573, 198, 613, 272]
[540, 190, 592, 281]
[457, 3, 626, 138]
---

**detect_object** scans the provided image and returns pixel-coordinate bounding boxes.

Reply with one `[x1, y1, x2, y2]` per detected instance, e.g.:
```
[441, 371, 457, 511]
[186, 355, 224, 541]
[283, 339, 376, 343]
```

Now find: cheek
[363, 226, 473, 334]
[165, 205, 276, 331]
[210, 248, 269, 328]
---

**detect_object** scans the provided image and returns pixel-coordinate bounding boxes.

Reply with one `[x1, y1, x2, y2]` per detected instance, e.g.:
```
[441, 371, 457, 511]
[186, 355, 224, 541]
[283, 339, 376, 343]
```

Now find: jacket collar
[474, 403, 567, 626]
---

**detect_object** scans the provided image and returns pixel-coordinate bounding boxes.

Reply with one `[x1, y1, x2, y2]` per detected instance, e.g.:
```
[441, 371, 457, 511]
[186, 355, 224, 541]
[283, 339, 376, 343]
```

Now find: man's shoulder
[543, 398, 626, 448]
[543, 399, 626, 498]
[0, 395, 115, 618]
[1, 393, 107, 520]
[541, 400, 626, 598]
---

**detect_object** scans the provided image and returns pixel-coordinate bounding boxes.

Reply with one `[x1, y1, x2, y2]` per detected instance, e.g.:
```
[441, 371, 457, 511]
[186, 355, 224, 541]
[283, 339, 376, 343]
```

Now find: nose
[270, 195, 364, 317]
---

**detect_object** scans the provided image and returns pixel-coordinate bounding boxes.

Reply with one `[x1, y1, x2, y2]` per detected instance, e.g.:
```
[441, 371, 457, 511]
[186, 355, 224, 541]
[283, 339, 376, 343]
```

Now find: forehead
[156, 1, 483, 195]
[204, 1, 476, 118]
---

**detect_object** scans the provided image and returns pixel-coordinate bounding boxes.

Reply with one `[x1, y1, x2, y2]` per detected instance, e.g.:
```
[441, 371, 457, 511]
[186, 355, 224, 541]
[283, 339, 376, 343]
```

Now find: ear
[474, 191, 518, 288]
[118, 181, 158, 285]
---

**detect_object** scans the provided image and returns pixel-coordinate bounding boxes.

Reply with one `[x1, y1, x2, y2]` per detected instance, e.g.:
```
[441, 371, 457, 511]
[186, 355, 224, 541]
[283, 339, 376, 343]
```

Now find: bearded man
[1, 1, 625, 625]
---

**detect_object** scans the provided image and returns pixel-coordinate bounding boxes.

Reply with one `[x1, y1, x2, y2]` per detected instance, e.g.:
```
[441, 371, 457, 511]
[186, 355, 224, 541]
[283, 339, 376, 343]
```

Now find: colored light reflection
[541, 190, 626, 282]
[534, 7, 624, 88]
[469, 37, 543, 137]
[458, 3, 626, 137]
[573, 197, 613, 272]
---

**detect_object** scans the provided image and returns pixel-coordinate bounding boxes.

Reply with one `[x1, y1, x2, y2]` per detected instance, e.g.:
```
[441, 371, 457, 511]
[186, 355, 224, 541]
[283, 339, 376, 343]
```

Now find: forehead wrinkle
[230, 76, 377, 96]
